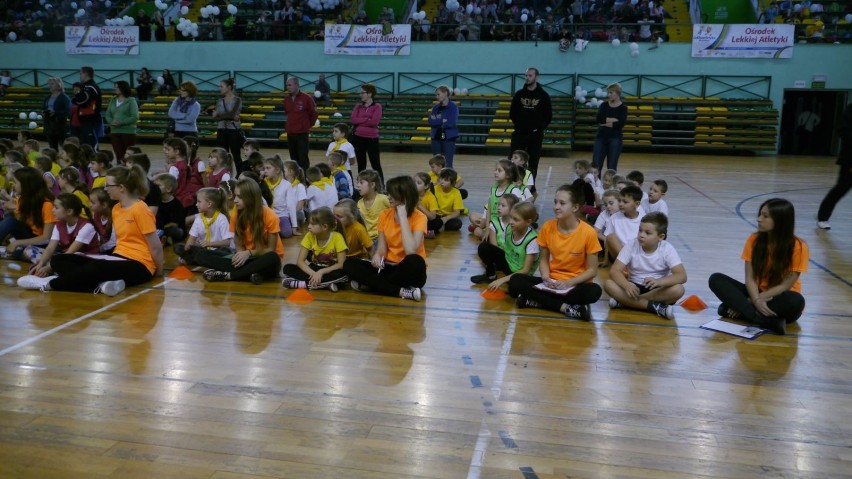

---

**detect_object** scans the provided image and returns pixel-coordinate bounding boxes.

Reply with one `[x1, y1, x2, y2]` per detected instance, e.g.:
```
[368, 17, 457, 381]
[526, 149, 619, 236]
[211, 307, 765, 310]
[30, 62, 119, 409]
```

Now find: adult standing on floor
[816, 102, 852, 229]
[350, 83, 384, 182]
[104, 81, 139, 165]
[167, 81, 201, 139]
[283, 76, 318, 171]
[428, 85, 460, 169]
[592, 82, 628, 175]
[42, 77, 71, 150]
[510, 67, 552, 178]
[210, 78, 244, 172]
[73, 66, 102, 149]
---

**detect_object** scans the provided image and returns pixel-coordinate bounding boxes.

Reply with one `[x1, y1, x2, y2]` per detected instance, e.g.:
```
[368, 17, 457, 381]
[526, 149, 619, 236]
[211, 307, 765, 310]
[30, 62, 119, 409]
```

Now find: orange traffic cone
[168, 265, 194, 280]
[287, 288, 315, 304]
[679, 294, 708, 311]
[481, 289, 507, 300]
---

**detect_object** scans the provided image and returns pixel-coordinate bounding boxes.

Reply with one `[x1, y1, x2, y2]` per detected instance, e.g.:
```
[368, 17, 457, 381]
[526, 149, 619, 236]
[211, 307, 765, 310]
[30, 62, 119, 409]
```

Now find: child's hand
[308, 270, 324, 287]
[231, 250, 251, 267]
[371, 253, 383, 269]
[486, 276, 508, 292]
[643, 277, 663, 290]
[32, 264, 51, 277]
[624, 282, 641, 300]
[753, 297, 777, 317]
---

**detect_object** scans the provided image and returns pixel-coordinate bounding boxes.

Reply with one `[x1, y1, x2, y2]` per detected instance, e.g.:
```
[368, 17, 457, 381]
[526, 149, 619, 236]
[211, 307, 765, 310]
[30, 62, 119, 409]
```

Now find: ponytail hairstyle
[496, 158, 520, 184]
[555, 182, 583, 207]
[413, 171, 435, 196]
[219, 178, 237, 204]
[89, 187, 116, 216]
[35, 156, 53, 174]
[39, 147, 58, 164]
[60, 143, 83, 169]
[106, 164, 150, 198]
[94, 151, 112, 170]
[197, 187, 229, 216]
[263, 154, 286, 179]
[385, 175, 419, 217]
[164, 137, 189, 160]
[55, 192, 90, 220]
[357, 168, 383, 193]
[283, 159, 305, 184]
[13, 166, 54, 230]
[79, 144, 96, 169]
[501, 193, 521, 212]
[58, 167, 90, 196]
[335, 198, 365, 227]
[308, 206, 344, 238]
[209, 147, 234, 176]
[183, 135, 200, 166]
[751, 198, 797, 290]
[234, 178, 265, 250]
[511, 200, 539, 224]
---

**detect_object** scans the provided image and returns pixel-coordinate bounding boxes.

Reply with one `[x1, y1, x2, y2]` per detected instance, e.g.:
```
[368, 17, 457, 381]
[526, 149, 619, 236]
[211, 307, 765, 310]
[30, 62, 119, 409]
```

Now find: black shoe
[515, 294, 540, 309]
[470, 273, 496, 284]
[173, 243, 187, 258]
[752, 314, 786, 335]
[203, 269, 230, 282]
[717, 303, 741, 319]
[564, 304, 592, 321]
[249, 273, 264, 285]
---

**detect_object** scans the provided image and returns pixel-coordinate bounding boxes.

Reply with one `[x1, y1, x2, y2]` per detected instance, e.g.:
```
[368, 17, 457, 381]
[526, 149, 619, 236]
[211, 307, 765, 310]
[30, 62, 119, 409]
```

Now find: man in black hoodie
[74, 66, 103, 150]
[510, 67, 552, 178]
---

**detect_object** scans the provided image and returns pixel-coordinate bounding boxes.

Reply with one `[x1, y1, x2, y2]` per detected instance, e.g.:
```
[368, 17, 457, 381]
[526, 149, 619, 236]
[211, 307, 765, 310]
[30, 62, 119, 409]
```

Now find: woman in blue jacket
[428, 85, 460, 168]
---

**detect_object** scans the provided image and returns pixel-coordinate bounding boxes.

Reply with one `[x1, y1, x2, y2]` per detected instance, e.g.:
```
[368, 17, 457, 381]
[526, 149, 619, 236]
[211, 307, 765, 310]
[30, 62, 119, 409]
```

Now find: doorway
[780, 89, 849, 155]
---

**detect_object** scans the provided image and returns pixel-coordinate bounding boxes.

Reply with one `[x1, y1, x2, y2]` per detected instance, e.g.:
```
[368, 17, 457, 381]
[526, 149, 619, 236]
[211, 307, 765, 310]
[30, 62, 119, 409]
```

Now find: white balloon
[629, 42, 639, 50]
[535, 19, 541, 25]
[466, 3, 473, 14]
[180, 6, 188, 14]
[157, 76, 165, 85]
[461, 88, 468, 95]
[612, 38, 621, 47]
[505, 0, 511, 4]
[420, 11, 427, 20]
[595, 88, 605, 98]
[39, 0, 45, 4]
[580, 89, 588, 97]
[18, 112, 27, 120]
[85, 1, 91, 7]
[29, 121, 37, 129]
[314, 119, 320, 127]
[845, 13, 852, 22]
[201, 9, 210, 18]
[45, 3, 53, 9]
[314, 90, 321, 98]
[453, 87, 461, 95]
[37, 114, 43, 120]
[105, 0, 111, 6]
[793, 3, 802, 12]
[70, 1, 77, 8]
[181, 29, 189, 37]
[227, 4, 237, 14]
[333, 112, 343, 118]
[546, 6, 551, 12]
[212, 6, 220, 15]
[577, 96, 586, 103]
[29, 112, 38, 119]
[77, 8, 85, 17]
[631, 50, 639, 57]
[7, 32, 16, 41]
[191, 30, 199, 37]
[36, 29, 44, 37]
[520, 13, 528, 22]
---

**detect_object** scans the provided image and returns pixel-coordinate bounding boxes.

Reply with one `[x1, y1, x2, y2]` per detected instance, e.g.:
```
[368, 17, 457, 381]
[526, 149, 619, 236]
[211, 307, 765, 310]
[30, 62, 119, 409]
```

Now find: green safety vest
[503, 226, 539, 273]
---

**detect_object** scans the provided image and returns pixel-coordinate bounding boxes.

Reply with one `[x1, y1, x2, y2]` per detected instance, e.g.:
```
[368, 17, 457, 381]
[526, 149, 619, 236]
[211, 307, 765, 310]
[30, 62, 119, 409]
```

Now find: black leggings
[281, 262, 348, 284]
[817, 162, 851, 222]
[351, 134, 383, 181]
[508, 274, 602, 312]
[49, 254, 154, 292]
[217, 128, 245, 172]
[477, 241, 511, 275]
[194, 249, 281, 282]
[343, 255, 426, 296]
[427, 216, 463, 232]
[708, 272, 805, 323]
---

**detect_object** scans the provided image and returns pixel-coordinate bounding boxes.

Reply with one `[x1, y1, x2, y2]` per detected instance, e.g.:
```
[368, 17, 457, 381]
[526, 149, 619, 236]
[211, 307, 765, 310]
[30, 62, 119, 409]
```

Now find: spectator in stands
[136, 67, 154, 101]
[283, 77, 318, 171]
[73, 66, 102, 150]
[168, 81, 201, 139]
[42, 77, 71, 150]
[104, 80, 139, 165]
[315, 73, 331, 104]
[378, 6, 394, 23]
[350, 83, 384, 182]
[0, 70, 10, 97]
[428, 85, 460, 169]
[137, 9, 151, 41]
[510, 67, 552, 178]
[210, 78, 244, 173]
[159, 69, 176, 96]
[151, 10, 167, 41]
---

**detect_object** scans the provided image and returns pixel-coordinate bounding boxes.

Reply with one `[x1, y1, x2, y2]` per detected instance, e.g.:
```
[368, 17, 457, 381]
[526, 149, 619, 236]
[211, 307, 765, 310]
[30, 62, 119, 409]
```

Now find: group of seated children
[1, 131, 807, 333]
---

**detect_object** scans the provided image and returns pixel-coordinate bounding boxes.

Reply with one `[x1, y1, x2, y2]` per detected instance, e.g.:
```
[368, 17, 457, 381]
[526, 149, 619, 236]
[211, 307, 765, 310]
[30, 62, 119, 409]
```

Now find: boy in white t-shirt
[594, 189, 621, 266]
[604, 212, 686, 319]
[605, 185, 644, 258]
[640, 179, 669, 216]
[326, 123, 356, 175]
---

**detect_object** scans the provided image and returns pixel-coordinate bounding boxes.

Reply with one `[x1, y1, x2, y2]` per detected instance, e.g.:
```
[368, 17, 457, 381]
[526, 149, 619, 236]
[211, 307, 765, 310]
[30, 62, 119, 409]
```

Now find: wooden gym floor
[0, 148, 850, 478]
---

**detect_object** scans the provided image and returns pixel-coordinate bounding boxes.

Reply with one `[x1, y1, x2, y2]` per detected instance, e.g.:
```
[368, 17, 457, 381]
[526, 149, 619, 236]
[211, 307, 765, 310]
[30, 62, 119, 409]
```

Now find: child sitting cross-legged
[471, 199, 540, 292]
[174, 187, 234, 265]
[603, 212, 686, 320]
[281, 206, 349, 291]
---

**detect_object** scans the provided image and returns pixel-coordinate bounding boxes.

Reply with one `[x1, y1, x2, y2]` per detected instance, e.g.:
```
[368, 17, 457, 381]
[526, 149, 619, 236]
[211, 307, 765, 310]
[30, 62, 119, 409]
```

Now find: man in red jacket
[283, 77, 318, 170]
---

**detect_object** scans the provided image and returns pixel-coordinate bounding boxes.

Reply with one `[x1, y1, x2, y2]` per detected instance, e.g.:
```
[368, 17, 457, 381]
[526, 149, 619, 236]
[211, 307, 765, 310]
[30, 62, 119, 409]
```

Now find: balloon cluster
[576, 86, 605, 108]
[154, 0, 169, 10]
[105, 15, 135, 26]
[200, 5, 221, 18]
[629, 41, 640, 57]
[176, 17, 200, 37]
[19, 112, 42, 129]
[452, 87, 469, 95]
[412, 10, 427, 20]
[307, 0, 340, 11]
[446, 0, 460, 11]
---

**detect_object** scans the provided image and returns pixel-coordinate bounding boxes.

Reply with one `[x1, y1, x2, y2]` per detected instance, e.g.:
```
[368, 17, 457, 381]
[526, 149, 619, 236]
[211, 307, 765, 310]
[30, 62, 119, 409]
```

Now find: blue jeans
[593, 136, 623, 173]
[78, 119, 100, 150]
[0, 215, 36, 243]
[431, 138, 457, 169]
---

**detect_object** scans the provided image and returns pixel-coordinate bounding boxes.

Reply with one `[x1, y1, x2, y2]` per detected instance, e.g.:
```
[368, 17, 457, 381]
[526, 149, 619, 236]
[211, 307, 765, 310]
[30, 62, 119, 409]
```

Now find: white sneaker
[0, 246, 6, 258]
[817, 221, 831, 230]
[609, 298, 622, 308]
[94, 280, 125, 297]
[17, 274, 57, 291]
[400, 287, 421, 301]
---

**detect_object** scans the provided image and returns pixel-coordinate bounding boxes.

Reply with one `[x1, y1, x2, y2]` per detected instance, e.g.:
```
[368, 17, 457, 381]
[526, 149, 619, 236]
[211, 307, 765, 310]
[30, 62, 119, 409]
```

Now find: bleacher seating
[0, 87, 778, 153]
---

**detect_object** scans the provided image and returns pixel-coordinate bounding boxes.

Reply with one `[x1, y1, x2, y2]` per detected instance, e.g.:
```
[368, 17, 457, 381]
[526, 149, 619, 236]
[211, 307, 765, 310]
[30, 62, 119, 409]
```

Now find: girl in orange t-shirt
[197, 178, 283, 284]
[709, 198, 808, 335]
[17, 165, 164, 296]
[343, 175, 427, 301]
[508, 183, 603, 321]
[1, 167, 56, 259]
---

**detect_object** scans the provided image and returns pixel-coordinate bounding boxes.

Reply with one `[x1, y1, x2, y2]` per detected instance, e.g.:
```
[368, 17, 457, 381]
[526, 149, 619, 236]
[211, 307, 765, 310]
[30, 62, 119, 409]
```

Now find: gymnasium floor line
[0, 278, 175, 357]
[734, 189, 852, 289]
[134, 284, 852, 342]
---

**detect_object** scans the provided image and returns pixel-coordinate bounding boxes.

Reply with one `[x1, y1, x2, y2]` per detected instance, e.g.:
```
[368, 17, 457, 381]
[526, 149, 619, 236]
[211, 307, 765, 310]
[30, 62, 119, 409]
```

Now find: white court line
[466, 316, 519, 479]
[537, 166, 553, 215]
[0, 278, 174, 357]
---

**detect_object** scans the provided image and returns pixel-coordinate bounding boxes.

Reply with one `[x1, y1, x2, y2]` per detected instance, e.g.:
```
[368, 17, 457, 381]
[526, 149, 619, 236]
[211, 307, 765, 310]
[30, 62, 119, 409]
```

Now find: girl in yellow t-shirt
[281, 207, 349, 291]
[334, 198, 372, 259]
[413, 172, 439, 238]
[508, 183, 603, 321]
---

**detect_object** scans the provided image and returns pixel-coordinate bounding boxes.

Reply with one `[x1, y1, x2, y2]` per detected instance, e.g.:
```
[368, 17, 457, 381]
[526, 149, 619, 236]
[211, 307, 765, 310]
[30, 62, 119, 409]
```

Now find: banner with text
[692, 24, 794, 58]
[65, 26, 140, 55]
[324, 24, 411, 56]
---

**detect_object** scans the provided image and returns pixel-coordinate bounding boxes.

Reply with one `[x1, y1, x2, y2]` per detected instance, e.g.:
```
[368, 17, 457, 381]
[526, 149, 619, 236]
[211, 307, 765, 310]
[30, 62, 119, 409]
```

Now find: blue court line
[734, 189, 852, 289]
[519, 466, 540, 479]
